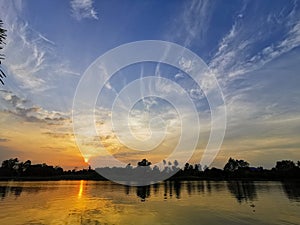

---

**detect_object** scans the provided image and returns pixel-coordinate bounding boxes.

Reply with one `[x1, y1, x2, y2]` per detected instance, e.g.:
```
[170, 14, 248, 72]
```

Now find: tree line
[0, 157, 299, 180]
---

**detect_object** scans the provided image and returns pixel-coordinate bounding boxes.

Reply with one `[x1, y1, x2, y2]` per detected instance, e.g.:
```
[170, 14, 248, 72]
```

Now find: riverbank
[1, 175, 299, 182]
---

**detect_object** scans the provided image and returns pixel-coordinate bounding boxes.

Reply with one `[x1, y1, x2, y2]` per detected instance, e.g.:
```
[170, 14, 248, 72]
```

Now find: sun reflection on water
[78, 180, 84, 198]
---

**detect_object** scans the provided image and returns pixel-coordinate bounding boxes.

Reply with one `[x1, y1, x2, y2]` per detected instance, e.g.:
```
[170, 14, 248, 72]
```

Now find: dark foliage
[0, 157, 300, 181]
[137, 159, 152, 167]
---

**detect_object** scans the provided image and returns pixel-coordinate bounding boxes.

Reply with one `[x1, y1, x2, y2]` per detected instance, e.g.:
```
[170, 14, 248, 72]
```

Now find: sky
[0, 0, 300, 169]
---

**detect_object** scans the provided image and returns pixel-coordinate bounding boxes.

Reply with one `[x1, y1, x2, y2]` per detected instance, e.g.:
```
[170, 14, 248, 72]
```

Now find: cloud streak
[168, 0, 214, 48]
[0, 1, 77, 91]
[70, 0, 98, 21]
[161, 0, 300, 166]
[209, 1, 300, 82]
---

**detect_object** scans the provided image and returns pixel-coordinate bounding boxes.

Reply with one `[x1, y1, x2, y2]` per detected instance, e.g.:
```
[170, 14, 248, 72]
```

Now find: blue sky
[0, 0, 299, 169]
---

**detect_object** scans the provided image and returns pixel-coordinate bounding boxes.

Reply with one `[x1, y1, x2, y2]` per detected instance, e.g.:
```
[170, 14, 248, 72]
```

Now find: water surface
[0, 180, 299, 225]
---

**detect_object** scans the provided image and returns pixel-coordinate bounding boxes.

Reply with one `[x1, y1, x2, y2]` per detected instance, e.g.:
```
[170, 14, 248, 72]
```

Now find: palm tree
[0, 19, 7, 85]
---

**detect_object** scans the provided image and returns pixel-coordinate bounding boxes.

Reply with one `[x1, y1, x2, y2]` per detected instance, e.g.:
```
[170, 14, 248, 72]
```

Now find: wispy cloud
[70, 0, 98, 21]
[168, 0, 214, 48]
[209, 1, 300, 83]
[170, 1, 300, 85]
[3, 21, 50, 91]
[4, 19, 81, 93]
[0, 0, 82, 113]
[162, 0, 300, 166]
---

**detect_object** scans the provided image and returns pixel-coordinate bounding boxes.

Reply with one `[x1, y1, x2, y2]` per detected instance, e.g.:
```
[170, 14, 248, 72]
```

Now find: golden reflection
[78, 180, 84, 198]
[0, 181, 299, 224]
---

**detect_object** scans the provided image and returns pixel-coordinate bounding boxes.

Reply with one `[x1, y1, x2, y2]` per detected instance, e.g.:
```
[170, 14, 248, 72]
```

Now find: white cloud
[189, 88, 203, 100]
[170, 1, 300, 88]
[164, 1, 300, 166]
[0, 90, 70, 123]
[173, 0, 214, 47]
[209, 2, 300, 83]
[174, 72, 185, 80]
[3, 18, 80, 94]
[70, 0, 99, 21]
[1, 11, 52, 87]
[0, 1, 83, 112]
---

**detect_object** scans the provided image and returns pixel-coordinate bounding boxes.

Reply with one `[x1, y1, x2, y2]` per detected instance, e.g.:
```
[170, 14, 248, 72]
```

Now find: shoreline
[1, 176, 299, 182]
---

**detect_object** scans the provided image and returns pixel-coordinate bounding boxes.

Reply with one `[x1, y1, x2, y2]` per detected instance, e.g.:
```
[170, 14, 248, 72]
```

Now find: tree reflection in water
[0, 186, 22, 199]
[136, 185, 151, 202]
[227, 181, 257, 203]
[174, 181, 182, 199]
[0, 185, 44, 200]
[281, 182, 300, 202]
[1, 180, 300, 204]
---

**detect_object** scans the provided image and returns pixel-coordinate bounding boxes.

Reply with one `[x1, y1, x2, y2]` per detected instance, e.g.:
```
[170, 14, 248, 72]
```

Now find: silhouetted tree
[22, 160, 31, 172]
[137, 159, 152, 167]
[224, 158, 249, 172]
[204, 167, 224, 178]
[163, 159, 166, 166]
[2, 158, 19, 170]
[194, 163, 202, 171]
[125, 163, 132, 169]
[275, 160, 295, 171]
[153, 165, 160, 173]
[184, 163, 190, 171]
[0, 19, 7, 85]
[174, 160, 179, 167]
[54, 166, 63, 175]
[171, 160, 180, 172]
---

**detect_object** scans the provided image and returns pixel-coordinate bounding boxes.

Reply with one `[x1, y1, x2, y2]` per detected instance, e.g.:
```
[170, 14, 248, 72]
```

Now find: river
[0, 180, 299, 225]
